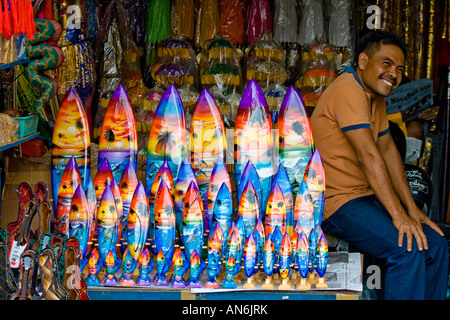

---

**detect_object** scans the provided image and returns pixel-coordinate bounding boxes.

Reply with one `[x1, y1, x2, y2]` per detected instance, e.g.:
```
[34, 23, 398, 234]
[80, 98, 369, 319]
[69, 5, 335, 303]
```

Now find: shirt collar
[344, 66, 366, 91]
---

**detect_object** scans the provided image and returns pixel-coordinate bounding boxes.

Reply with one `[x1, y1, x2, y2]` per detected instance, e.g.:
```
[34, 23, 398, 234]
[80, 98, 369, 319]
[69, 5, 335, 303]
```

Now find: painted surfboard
[237, 180, 259, 240]
[182, 181, 204, 262]
[272, 225, 283, 268]
[253, 218, 265, 265]
[83, 177, 97, 256]
[207, 157, 232, 232]
[110, 178, 124, 251]
[303, 150, 326, 226]
[235, 216, 245, 265]
[68, 184, 90, 259]
[174, 157, 199, 237]
[295, 231, 309, 279]
[294, 179, 314, 237]
[56, 156, 82, 235]
[98, 84, 138, 184]
[272, 164, 294, 236]
[127, 181, 149, 262]
[244, 233, 257, 278]
[118, 160, 139, 250]
[264, 182, 286, 237]
[237, 160, 263, 220]
[277, 85, 314, 194]
[212, 183, 233, 255]
[316, 232, 328, 278]
[146, 84, 187, 201]
[226, 229, 240, 267]
[279, 233, 291, 280]
[51, 87, 90, 211]
[149, 160, 174, 248]
[234, 79, 273, 219]
[263, 232, 275, 276]
[154, 180, 176, 263]
[190, 88, 227, 216]
[93, 158, 114, 204]
[97, 185, 119, 267]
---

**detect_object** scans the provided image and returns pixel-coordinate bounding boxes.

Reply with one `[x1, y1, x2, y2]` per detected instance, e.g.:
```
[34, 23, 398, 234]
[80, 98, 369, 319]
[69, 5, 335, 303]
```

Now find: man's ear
[357, 52, 369, 70]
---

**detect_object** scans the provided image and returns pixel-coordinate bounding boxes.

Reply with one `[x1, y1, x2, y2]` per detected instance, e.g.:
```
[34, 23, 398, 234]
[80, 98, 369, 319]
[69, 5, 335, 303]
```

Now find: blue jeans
[322, 195, 449, 300]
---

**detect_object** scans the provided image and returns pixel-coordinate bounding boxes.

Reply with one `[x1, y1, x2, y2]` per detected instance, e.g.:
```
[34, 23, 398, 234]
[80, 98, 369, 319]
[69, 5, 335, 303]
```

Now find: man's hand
[392, 207, 444, 252]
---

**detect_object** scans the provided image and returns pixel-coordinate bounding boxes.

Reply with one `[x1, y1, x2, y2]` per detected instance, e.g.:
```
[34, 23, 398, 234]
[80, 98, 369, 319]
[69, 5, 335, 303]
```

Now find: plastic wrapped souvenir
[273, 0, 298, 44]
[219, 0, 245, 46]
[245, 33, 287, 89]
[297, 0, 325, 46]
[295, 42, 338, 107]
[171, 0, 195, 41]
[200, 36, 243, 95]
[194, 0, 220, 49]
[246, 0, 272, 44]
[145, 0, 171, 44]
[328, 0, 351, 48]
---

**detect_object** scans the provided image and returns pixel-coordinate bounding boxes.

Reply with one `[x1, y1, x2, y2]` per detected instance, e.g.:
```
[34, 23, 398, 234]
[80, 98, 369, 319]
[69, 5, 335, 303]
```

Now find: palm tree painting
[156, 130, 175, 160]
[104, 129, 115, 151]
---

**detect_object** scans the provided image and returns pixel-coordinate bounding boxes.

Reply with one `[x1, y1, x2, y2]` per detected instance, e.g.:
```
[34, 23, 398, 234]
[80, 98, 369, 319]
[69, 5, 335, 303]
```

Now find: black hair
[355, 30, 407, 67]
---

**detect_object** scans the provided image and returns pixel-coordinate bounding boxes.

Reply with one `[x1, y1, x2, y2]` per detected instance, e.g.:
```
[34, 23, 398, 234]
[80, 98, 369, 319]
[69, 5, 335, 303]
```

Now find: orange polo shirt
[310, 67, 390, 220]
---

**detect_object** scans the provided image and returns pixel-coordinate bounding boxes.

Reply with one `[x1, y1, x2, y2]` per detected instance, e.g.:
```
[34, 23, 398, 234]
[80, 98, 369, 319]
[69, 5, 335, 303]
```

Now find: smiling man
[311, 31, 448, 300]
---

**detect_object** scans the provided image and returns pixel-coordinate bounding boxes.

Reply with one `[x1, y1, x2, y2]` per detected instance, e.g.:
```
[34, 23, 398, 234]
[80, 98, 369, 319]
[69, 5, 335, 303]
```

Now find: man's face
[357, 43, 405, 98]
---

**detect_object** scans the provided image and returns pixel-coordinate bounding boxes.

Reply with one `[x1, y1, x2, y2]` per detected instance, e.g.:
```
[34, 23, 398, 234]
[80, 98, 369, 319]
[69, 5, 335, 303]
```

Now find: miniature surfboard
[277, 85, 314, 194]
[263, 232, 275, 276]
[154, 180, 176, 263]
[279, 233, 291, 280]
[294, 179, 315, 237]
[68, 184, 90, 259]
[316, 233, 328, 278]
[303, 150, 325, 226]
[207, 157, 232, 232]
[234, 79, 273, 218]
[182, 181, 204, 262]
[56, 156, 82, 235]
[83, 177, 97, 255]
[127, 181, 149, 262]
[272, 164, 294, 236]
[244, 233, 257, 278]
[212, 183, 233, 254]
[237, 180, 259, 240]
[148, 160, 174, 249]
[237, 160, 263, 220]
[190, 88, 227, 215]
[264, 182, 286, 237]
[146, 84, 187, 201]
[97, 185, 119, 267]
[110, 178, 124, 252]
[51, 87, 90, 211]
[93, 158, 114, 204]
[118, 160, 139, 251]
[98, 84, 138, 184]
[174, 158, 199, 237]
[295, 231, 309, 279]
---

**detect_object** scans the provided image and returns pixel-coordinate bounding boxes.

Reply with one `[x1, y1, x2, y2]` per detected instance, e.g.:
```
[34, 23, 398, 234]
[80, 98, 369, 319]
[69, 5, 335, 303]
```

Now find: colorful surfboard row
[50, 80, 326, 286]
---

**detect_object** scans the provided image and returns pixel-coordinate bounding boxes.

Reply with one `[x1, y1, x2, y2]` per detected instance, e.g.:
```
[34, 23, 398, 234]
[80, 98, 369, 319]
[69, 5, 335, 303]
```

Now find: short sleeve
[332, 83, 372, 131]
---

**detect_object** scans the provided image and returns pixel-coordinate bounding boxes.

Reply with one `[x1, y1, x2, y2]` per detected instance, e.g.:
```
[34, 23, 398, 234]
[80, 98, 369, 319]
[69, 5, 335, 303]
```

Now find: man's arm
[377, 131, 444, 240]
[343, 127, 431, 251]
